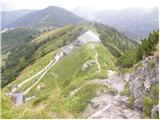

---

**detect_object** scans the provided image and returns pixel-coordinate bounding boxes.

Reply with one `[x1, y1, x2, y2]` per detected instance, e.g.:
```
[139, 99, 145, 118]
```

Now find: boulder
[37, 83, 46, 90]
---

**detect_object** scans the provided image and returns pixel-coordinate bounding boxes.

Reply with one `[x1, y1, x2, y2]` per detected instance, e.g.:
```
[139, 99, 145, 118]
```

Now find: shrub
[128, 96, 134, 109]
[117, 49, 138, 68]
[33, 96, 47, 106]
[153, 111, 159, 119]
[61, 79, 70, 88]
[143, 96, 153, 117]
[136, 30, 159, 60]
[120, 84, 130, 96]
[151, 83, 159, 105]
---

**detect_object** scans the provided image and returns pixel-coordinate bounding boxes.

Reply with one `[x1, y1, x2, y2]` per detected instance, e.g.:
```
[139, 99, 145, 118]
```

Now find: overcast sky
[1, 0, 159, 11]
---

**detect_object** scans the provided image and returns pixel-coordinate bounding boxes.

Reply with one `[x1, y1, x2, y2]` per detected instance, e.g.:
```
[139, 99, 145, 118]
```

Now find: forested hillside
[1, 27, 40, 54]
[117, 30, 159, 68]
[7, 6, 85, 28]
[1, 22, 137, 88]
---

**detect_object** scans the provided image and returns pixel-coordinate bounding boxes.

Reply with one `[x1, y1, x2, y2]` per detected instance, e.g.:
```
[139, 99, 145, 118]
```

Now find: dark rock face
[129, 56, 159, 112]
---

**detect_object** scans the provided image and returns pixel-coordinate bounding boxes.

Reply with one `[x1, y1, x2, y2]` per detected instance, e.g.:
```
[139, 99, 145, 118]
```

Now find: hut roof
[76, 30, 100, 44]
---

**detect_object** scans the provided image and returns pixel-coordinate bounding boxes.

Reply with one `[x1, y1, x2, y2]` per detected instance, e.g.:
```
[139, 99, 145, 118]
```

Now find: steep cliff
[129, 55, 159, 118]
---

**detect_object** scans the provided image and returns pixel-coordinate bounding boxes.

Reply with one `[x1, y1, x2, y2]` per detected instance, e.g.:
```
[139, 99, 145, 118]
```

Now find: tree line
[117, 30, 159, 68]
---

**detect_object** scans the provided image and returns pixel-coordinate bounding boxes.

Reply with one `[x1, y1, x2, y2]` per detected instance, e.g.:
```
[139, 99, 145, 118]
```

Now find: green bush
[120, 84, 130, 96]
[33, 96, 47, 106]
[153, 111, 159, 119]
[128, 96, 134, 109]
[117, 49, 139, 68]
[151, 83, 159, 105]
[137, 30, 159, 61]
[143, 96, 153, 117]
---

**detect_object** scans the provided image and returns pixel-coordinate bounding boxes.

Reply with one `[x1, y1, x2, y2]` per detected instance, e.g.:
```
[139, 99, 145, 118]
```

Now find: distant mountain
[94, 7, 159, 40]
[72, 6, 159, 40]
[72, 6, 99, 20]
[7, 6, 85, 28]
[1, 9, 34, 29]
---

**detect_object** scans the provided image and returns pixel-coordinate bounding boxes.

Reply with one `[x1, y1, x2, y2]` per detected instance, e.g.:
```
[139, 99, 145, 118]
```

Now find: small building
[73, 30, 100, 49]
[62, 44, 74, 55]
[11, 93, 25, 106]
[62, 30, 101, 55]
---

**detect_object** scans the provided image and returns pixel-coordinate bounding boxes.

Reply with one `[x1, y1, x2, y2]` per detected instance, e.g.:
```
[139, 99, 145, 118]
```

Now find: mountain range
[2, 6, 158, 40]
[1, 9, 34, 28]
[3, 6, 85, 29]
[72, 6, 159, 40]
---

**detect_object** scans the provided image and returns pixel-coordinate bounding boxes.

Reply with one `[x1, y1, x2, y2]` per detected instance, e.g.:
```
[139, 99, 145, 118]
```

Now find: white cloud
[1, 0, 159, 11]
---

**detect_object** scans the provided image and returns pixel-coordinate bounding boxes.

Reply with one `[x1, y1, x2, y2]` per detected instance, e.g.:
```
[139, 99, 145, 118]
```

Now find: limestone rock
[129, 56, 159, 115]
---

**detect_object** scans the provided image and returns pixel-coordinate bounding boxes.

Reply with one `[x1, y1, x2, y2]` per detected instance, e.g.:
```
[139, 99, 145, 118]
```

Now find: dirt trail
[14, 52, 63, 92]
[17, 60, 54, 88]
[22, 52, 63, 95]
[70, 70, 126, 97]
[85, 70, 142, 119]
[69, 45, 103, 97]
[69, 69, 138, 119]
[7, 61, 55, 94]
[70, 80, 109, 97]
[88, 94, 142, 119]
[95, 78, 125, 93]
[92, 45, 101, 72]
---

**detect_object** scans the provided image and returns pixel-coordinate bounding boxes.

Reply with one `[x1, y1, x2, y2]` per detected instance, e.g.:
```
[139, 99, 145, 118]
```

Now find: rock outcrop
[83, 70, 143, 119]
[151, 104, 159, 118]
[129, 56, 159, 117]
[85, 91, 142, 119]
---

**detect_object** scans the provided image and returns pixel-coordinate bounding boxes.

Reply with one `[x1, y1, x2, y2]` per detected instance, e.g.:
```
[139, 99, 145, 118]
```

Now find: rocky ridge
[83, 55, 159, 119]
[129, 56, 159, 118]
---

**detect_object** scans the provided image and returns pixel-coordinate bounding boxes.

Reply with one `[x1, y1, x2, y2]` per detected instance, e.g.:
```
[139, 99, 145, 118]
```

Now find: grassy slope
[1, 43, 115, 118]
[2, 25, 79, 91]
[94, 23, 138, 55]
[1, 24, 84, 87]
[2, 22, 137, 87]
[1, 22, 137, 118]
[31, 25, 83, 59]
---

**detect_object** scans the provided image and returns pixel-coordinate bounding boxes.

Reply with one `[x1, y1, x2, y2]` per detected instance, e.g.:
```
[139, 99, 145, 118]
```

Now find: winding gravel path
[17, 60, 54, 89]
[92, 45, 101, 73]
[22, 52, 63, 95]
[69, 79, 109, 97]
[70, 45, 102, 97]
